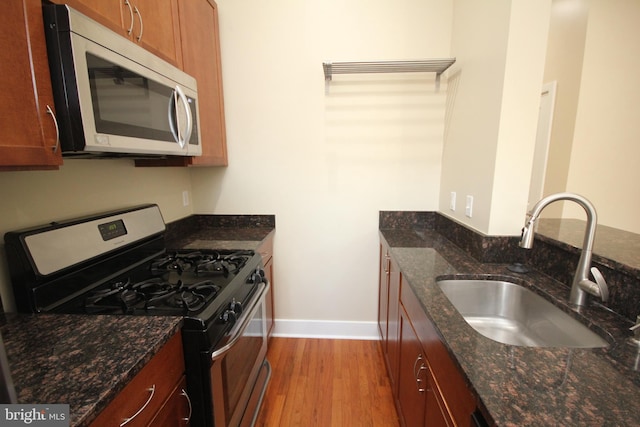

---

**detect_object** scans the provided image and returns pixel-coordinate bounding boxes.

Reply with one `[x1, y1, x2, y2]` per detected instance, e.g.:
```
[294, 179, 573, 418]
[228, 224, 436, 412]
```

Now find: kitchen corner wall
[190, 0, 452, 330]
[0, 160, 193, 311]
[439, 0, 552, 236]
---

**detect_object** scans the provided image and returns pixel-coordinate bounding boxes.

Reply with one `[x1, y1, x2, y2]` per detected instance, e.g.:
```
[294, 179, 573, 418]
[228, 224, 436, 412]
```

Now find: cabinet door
[379, 242, 401, 393]
[397, 307, 427, 427]
[425, 368, 452, 427]
[178, 0, 228, 166]
[0, 0, 62, 170]
[54, 0, 182, 67]
[387, 254, 401, 392]
[378, 244, 390, 344]
[55, 0, 126, 37]
[135, 0, 228, 168]
[258, 233, 275, 338]
[401, 283, 476, 427]
[131, 0, 183, 67]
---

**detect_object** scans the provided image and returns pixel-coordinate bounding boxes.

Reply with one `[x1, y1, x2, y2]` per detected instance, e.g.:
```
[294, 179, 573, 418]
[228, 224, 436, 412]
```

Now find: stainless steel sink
[437, 279, 609, 348]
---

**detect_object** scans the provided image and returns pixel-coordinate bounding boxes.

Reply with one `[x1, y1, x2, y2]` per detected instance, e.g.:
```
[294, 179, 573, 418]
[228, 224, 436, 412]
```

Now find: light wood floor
[255, 337, 400, 427]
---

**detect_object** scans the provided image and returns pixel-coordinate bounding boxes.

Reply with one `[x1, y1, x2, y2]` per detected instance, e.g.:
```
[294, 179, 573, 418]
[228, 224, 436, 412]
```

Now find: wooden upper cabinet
[55, 0, 125, 34]
[178, 0, 228, 166]
[0, 0, 62, 170]
[55, 0, 183, 67]
[129, 0, 183, 67]
[136, 0, 228, 167]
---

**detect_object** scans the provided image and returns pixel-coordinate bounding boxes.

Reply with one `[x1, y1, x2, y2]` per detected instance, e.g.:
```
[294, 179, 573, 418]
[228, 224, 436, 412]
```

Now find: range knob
[249, 268, 265, 284]
[229, 299, 243, 315]
[221, 309, 237, 323]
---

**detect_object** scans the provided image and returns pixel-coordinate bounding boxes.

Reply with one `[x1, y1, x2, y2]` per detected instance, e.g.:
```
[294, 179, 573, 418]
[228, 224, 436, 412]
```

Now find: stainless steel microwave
[42, 4, 201, 158]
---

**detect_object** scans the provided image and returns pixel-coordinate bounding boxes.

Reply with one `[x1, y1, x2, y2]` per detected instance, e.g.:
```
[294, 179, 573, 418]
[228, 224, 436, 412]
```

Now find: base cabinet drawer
[90, 332, 185, 427]
[149, 376, 191, 426]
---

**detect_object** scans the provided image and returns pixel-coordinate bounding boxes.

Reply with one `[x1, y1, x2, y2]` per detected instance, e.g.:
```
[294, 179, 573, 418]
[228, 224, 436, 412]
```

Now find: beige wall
[191, 0, 452, 325]
[439, 0, 551, 235]
[0, 160, 193, 310]
[541, 0, 590, 219]
[562, 0, 640, 233]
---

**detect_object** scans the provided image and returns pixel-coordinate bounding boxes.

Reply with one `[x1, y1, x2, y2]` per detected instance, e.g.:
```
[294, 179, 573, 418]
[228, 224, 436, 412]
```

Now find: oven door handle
[211, 281, 269, 362]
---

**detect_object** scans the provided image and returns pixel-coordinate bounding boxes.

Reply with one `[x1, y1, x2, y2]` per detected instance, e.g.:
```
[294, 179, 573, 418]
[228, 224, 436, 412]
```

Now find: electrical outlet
[450, 192, 456, 211]
[465, 195, 473, 218]
[182, 190, 189, 207]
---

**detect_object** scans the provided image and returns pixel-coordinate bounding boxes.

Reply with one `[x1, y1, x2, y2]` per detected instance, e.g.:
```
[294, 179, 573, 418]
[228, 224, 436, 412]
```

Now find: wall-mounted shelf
[322, 58, 456, 93]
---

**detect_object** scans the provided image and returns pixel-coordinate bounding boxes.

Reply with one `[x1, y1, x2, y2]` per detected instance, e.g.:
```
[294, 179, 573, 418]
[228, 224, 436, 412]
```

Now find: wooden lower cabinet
[397, 306, 426, 427]
[149, 376, 191, 426]
[258, 232, 275, 339]
[379, 240, 478, 427]
[90, 332, 190, 426]
[378, 241, 401, 392]
[401, 282, 476, 426]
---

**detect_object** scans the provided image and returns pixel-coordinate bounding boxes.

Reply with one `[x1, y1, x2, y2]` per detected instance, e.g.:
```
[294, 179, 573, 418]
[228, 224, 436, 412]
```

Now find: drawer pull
[413, 354, 428, 393]
[45, 105, 59, 153]
[180, 388, 192, 423]
[133, 6, 144, 41]
[124, 0, 134, 36]
[120, 384, 155, 426]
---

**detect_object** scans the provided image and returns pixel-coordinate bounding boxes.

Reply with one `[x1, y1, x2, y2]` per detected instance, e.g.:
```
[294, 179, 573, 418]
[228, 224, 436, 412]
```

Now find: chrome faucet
[519, 192, 608, 306]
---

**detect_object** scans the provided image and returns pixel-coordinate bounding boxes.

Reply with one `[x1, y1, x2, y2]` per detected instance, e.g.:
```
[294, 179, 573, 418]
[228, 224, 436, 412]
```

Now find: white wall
[0, 160, 193, 311]
[191, 0, 452, 332]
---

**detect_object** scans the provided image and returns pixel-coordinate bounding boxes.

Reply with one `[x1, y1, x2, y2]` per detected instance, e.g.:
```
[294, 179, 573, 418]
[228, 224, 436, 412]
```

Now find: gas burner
[150, 251, 252, 277]
[132, 277, 175, 296]
[146, 280, 220, 313]
[85, 278, 145, 313]
[194, 251, 251, 276]
[150, 253, 197, 275]
[84, 274, 223, 314]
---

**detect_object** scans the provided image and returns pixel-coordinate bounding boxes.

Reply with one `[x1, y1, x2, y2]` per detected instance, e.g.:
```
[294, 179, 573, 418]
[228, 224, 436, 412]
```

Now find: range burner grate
[149, 250, 252, 277]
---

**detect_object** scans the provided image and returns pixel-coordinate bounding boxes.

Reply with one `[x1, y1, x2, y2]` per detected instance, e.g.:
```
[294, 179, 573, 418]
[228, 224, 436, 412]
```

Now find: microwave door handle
[174, 85, 193, 148]
[168, 90, 180, 144]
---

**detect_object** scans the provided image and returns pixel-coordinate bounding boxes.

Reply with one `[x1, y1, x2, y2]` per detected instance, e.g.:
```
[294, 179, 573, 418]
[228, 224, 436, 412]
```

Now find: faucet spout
[519, 192, 608, 306]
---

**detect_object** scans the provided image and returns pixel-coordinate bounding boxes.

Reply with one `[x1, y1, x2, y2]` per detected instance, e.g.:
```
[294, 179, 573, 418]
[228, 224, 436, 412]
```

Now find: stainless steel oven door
[210, 281, 270, 427]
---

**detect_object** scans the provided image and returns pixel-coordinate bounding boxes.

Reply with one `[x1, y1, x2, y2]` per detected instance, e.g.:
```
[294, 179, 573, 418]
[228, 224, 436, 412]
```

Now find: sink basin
[436, 279, 609, 348]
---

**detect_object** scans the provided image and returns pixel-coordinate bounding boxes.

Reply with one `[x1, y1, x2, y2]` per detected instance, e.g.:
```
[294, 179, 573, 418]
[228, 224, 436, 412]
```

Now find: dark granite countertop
[165, 214, 275, 252]
[0, 313, 182, 427]
[380, 227, 640, 426]
[537, 218, 640, 276]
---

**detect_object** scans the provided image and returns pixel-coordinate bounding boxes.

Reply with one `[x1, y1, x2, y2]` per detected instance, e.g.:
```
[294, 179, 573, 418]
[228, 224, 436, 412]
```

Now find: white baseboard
[271, 319, 380, 340]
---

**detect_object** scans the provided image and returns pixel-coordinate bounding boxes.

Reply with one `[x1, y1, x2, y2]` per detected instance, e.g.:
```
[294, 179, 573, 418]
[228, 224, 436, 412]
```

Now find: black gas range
[4, 204, 270, 427]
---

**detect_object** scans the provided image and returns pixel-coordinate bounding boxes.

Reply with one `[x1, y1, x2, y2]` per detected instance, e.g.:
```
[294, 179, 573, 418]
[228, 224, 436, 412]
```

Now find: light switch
[465, 195, 473, 218]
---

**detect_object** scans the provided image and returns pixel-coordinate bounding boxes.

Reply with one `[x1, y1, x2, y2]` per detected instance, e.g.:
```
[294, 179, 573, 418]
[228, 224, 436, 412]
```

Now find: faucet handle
[579, 267, 609, 302]
[590, 267, 609, 302]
